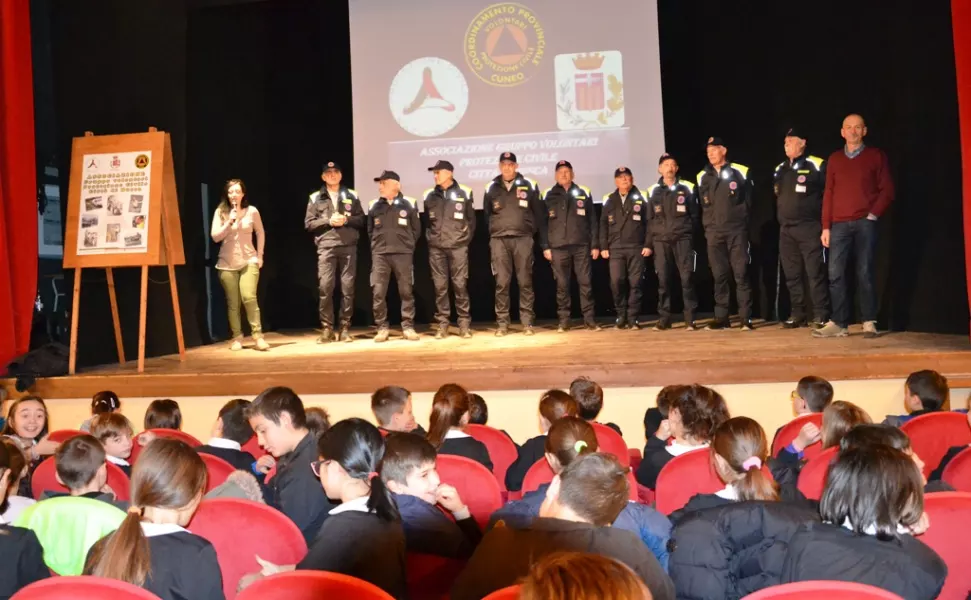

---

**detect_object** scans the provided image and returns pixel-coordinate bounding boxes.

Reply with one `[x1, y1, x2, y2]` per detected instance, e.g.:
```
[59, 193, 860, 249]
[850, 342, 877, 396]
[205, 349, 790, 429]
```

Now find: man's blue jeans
[828, 218, 878, 328]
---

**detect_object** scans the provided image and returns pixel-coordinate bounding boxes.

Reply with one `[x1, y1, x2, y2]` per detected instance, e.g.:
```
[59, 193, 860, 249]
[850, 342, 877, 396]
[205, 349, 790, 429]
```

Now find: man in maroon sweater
[814, 114, 894, 339]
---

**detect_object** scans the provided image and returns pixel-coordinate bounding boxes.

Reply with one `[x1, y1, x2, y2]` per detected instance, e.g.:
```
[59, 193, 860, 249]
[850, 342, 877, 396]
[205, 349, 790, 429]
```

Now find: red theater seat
[435, 455, 502, 529]
[466, 424, 518, 493]
[655, 448, 724, 515]
[901, 412, 971, 480]
[740, 580, 904, 599]
[482, 585, 522, 600]
[46, 430, 85, 444]
[941, 446, 971, 491]
[796, 446, 838, 501]
[11, 576, 160, 599]
[198, 453, 236, 492]
[591, 423, 630, 468]
[405, 553, 465, 600]
[236, 571, 394, 600]
[30, 456, 130, 501]
[241, 435, 266, 459]
[771, 414, 824, 460]
[130, 428, 202, 462]
[918, 491, 971, 600]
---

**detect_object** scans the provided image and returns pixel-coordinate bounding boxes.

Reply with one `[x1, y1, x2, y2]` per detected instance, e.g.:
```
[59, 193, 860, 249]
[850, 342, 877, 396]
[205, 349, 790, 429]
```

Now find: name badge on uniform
[374, 217, 382, 227]
[577, 209, 586, 216]
[608, 215, 615, 225]
[398, 209, 408, 226]
[429, 211, 436, 219]
[633, 214, 642, 221]
[795, 184, 807, 193]
[519, 199, 529, 208]
[454, 212, 464, 220]
[653, 205, 662, 214]
[493, 200, 501, 211]
[677, 205, 687, 213]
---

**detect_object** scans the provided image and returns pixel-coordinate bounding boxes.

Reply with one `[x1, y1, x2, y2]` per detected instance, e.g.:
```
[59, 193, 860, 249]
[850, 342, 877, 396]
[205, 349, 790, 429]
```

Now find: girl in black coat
[427, 383, 493, 471]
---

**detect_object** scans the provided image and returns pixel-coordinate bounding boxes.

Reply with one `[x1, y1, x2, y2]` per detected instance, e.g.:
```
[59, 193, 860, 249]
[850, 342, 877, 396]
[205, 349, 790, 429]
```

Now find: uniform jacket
[304, 186, 366, 249]
[696, 163, 752, 233]
[542, 182, 598, 250]
[645, 178, 698, 246]
[483, 173, 547, 244]
[368, 194, 421, 254]
[423, 180, 476, 249]
[773, 154, 825, 227]
[599, 186, 649, 250]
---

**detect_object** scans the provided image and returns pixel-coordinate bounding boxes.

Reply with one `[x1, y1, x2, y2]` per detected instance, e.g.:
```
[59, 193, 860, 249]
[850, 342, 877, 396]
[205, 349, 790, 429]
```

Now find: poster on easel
[77, 151, 153, 255]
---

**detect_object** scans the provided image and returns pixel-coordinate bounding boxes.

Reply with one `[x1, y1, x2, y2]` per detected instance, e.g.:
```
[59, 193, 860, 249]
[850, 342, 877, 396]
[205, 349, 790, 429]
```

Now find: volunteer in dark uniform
[599, 166, 650, 329]
[542, 160, 601, 332]
[423, 160, 476, 339]
[645, 153, 699, 330]
[773, 127, 829, 329]
[483, 152, 546, 337]
[368, 170, 421, 343]
[696, 137, 754, 331]
[304, 162, 365, 344]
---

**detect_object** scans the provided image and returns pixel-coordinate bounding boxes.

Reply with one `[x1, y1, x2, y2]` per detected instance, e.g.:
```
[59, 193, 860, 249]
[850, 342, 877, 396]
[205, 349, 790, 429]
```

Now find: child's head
[792, 376, 833, 415]
[246, 386, 309, 458]
[820, 400, 872, 449]
[904, 370, 949, 413]
[144, 399, 182, 431]
[710, 417, 779, 501]
[315, 418, 399, 522]
[839, 423, 926, 483]
[1, 395, 49, 441]
[468, 394, 488, 425]
[540, 452, 629, 526]
[539, 389, 578, 432]
[820, 444, 923, 540]
[91, 391, 121, 416]
[545, 416, 598, 473]
[213, 399, 254, 445]
[381, 433, 440, 504]
[0, 439, 27, 513]
[668, 385, 730, 443]
[427, 383, 471, 449]
[84, 438, 208, 586]
[520, 551, 652, 600]
[90, 413, 134, 460]
[371, 386, 416, 433]
[305, 407, 332, 441]
[55, 434, 108, 493]
[569, 377, 604, 422]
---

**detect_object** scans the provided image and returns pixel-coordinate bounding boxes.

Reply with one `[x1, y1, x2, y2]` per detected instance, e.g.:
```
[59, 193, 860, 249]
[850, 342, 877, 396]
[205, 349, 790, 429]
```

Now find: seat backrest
[12, 576, 162, 599]
[189, 498, 308, 600]
[901, 412, 971, 480]
[240, 435, 266, 459]
[46, 430, 85, 444]
[796, 446, 838, 501]
[771, 413, 824, 459]
[236, 571, 394, 600]
[941, 446, 971, 492]
[591, 423, 630, 468]
[130, 429, 202, 463]
[655, 448, 724, 515]
[466, 425, 519, 492]
[918, 492, 971, 600]
[435, 454, 503, 528]
[198, 453, 236, 492]
[30, 457, 130, 501]
[740, 580, 904, 599]
[405, 553, 465, 600]
[482, 585, 523, 600]
[521, 458, 638, 502]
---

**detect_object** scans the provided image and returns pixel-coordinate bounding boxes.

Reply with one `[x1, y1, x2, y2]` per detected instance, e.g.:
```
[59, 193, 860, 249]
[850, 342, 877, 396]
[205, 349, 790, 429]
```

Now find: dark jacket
[439, 436, 493, 472]
[266, 432, 335, 545]
[196, 444, 257, 473]
[488, 483, 673, 571]
[599, 186, 649, 250]
[668, 500, 819, 600]
[645, 178, 698, 246]
[483, 173, 546, 243]
[930, 444, 968, 481]
[773, 154, 825, 227]
[394, 493, 482, 559]
[142, 532, 225, 600]
[696, 162, 752, 233]
[542, 182, 598, 250]
[423, 181, 476, 249]
[782, 522, 947, 600]
[881, 408, 937, 428]
[367, 194, 421, 254]
[504, 434, 546, 492]
[40, 490, 129, 511]
[0, 524, 49, 599]
[636, 437, 702, 489]
[644, 407, 665, 440]
[304, 186, 366, 249]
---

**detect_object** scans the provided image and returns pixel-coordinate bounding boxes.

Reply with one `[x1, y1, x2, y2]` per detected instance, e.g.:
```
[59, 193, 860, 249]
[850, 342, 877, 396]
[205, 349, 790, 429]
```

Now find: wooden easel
[63, 128, 186, 374]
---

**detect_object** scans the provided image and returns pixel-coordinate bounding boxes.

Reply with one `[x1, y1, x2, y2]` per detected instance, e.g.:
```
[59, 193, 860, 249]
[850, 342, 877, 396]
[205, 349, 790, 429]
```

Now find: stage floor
[13, 319, 971, 398]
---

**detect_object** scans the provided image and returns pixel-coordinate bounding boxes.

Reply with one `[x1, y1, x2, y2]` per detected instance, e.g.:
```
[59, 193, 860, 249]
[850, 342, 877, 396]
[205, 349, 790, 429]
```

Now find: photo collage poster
[77, 151, 152, 255]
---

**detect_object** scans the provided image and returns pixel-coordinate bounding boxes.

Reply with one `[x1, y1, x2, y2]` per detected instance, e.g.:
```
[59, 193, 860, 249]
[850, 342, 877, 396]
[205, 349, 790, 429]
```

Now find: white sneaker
[862, 320, 880, 339]
[230, 339, 243, 351]
[812, 320, 848, 338]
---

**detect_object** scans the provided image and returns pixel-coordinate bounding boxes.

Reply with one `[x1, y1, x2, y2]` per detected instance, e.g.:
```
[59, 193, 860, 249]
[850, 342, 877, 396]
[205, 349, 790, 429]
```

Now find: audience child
[144, 399, 183, 431]
[453, 452, 675, 600]
[643, 385, 682, 441]
[570, 376, 622, 435]
[0, 440, 49, 598]
[305, 406, 331, 441]
[38, 435, 126, 507]
[468, 393, 488, 425]
[372, 385, 426, 435]
[781, 445, 947, 599]
[505, 390, 578, 491]
[771, 400, 871, 486]
[84, 439, 224, 600]
[80, 390, 121, 433]
[381, 432, 482, 558]
[196, 399, 257, 472]
[491, 417, 672, 570]
[0, 439, 35, 522]
[2, 396, 57, 497]
[240, 419, 407, 599]
[89, 413, 135, 477]
[427, 383, 493, 471]
[771, 376, 834, 448]
[840, 423, 952, 492]
[245, 386, 333, 544]
[882, 369, 949, 427]
[520, 551, 654, 600]
[930, 407, 971, 482]
[636, 385, 730, 489]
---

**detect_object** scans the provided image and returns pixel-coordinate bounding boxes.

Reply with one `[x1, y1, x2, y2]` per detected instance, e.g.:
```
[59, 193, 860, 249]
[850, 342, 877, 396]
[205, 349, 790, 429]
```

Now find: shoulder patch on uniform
[401, 196, 417, 208]
[602, 193, 612, 203]
[345, 188, 358, 198]
[524, 177, 539, 190]
[368, 198, 381, 210]
[731, 163, 750, 179]
[696, 170, 706, 186]
[459, 183, 473, 195]
[806, 155, 824, 170]
[541, 186, 554, 198]
[646, 183, 660, 196]
[485, 181, 496, 193]
[774, 162, 785, 173]
[422, 187, 435, 200]
[579, 185, 592, 196]
[309, 191, 320, 203]
[679, 179, 695, 192]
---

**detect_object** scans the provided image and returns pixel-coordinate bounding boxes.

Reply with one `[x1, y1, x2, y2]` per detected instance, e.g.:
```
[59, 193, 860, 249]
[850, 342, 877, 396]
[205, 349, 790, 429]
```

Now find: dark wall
[42, 0, 967, 361]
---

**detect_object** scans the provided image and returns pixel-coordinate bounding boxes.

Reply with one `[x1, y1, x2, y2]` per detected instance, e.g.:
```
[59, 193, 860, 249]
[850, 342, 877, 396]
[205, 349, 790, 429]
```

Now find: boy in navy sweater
[372, 385, 427, 436]
[197, 398, 258, 472]
[882, 370, 949, 428]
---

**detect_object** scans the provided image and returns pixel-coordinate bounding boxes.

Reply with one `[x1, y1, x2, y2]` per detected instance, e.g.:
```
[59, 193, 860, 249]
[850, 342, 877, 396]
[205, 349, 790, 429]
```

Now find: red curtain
[0, 0, 38, 371]
[956, 0, 971, 338]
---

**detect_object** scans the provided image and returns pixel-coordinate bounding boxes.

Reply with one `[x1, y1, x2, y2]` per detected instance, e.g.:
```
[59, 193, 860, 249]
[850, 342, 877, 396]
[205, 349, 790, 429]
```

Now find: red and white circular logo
[390, 57, 469, 138]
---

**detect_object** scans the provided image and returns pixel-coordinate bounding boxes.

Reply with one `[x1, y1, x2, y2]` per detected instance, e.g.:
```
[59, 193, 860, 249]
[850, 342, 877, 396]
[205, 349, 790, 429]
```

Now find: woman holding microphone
[211, 178, 269, 351]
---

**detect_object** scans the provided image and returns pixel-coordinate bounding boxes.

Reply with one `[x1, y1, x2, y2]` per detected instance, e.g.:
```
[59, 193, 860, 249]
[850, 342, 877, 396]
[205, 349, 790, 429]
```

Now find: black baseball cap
[322, 161, 341, 172]
[428, 160, 454, 172]
[658, 153, 678, 165]
[784, 127, 806, 139]
[373, 170, 400, 182]
[555, 160, 573, 170]
[706, 136, 726, 147]
[499, 151, 517, 163]
[614, 166, 633, 177]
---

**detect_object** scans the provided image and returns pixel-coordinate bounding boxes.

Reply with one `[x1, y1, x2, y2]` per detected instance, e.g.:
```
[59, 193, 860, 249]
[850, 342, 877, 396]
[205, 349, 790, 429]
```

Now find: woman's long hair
[710, 417, 779, 501]
[84, 439, 208, 586]
[319, 418, 399, 522]
[821, 401, 872, 449]
[545, 417, 598, 471]
[427, 383, 471, 450]
[217, 178, 249, 218]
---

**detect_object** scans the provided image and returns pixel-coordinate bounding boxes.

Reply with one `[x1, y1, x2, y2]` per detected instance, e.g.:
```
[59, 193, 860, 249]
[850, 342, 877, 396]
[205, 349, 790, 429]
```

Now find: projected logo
[389, 57, 469, 138]
[465, 3, 546, 87]
[554, 51, 625, 130]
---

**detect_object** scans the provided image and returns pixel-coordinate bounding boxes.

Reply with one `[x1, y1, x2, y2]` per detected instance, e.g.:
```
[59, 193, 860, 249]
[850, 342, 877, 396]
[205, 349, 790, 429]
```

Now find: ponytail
[319, 418, 400, 523]
[366, 474, 400, 522]
[546, 417, 598, 469]
[734, 462, 779, 502]
[84, 509, 151, 585]
[427, 383, 470, 450]
[711, 417, 779, 502]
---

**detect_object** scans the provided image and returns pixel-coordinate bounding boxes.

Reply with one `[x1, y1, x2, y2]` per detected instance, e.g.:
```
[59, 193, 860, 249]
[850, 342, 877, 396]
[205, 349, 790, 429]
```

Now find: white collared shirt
[714, 484, 739, 501]
[444, 429, 471, 440]
[328, 495, 371, 516]
[141, 522, 189, 537]
[106, 454, 131, 467]
[665, 441, 709, 457]
[206, 437, 242, 451]
[839, 517, 910, 536]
